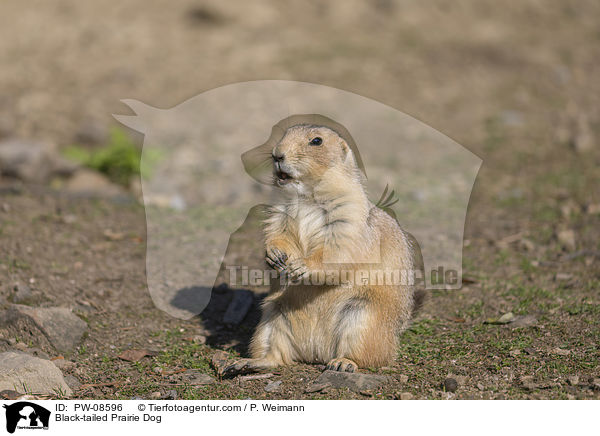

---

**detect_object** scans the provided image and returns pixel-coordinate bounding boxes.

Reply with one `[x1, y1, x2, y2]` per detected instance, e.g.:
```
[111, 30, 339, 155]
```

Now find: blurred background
[0, 0, 598, 400]
[0, 1, 597, 146]
[2, 0, 598, 266]
[0, 0, 598, 200]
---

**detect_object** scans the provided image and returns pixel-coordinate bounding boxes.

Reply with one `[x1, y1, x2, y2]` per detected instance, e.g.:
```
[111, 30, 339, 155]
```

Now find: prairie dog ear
[340, 138, 356, 167]
[339, 137, 350, 156]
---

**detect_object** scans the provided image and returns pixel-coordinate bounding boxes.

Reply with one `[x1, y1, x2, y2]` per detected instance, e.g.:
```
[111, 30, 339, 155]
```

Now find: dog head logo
[3, 402, 50, 434]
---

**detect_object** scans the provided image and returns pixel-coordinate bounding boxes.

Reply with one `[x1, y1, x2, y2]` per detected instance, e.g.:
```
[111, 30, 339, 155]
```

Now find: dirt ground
[0, 0, 599, 399]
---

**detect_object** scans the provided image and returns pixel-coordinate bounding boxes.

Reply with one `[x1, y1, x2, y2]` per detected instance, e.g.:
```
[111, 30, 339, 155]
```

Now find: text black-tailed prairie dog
[225, 123, 423, 375]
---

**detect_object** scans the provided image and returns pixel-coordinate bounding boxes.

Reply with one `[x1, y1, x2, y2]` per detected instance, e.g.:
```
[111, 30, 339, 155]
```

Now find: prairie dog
[225, 124, 422, 375]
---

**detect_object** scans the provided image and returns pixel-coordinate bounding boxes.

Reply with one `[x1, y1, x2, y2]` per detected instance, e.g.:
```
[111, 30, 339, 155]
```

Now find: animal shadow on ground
[171, 205, 268, 356]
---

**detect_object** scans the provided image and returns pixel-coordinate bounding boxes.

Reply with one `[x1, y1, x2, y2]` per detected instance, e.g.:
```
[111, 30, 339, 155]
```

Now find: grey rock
[0, 389, 22, 400]
[64, 168, 126, 198]
[443, 377, 458, 393]
[314, 370, 388, 392]
[222, 290, 254, 325]
[161, 389, 178, 400]
[510, 315, 537, 329]
[52, 359, 75, 371]
[305, 382, 331, 393]
[0, 351, 72, 396]
[0, 139, 47, 181]
[0, 138, 76, 182]
[63, 375, 81, 391]
[485, 312, 515, 325]
[11, 305, 87, 354]
[24, 348, 50, 360]
[181, 370, 215, 385]
[239, 373, 274, 382]
[0, 310, 54, 352]
[264, 380, 282, 393]
[497, 312, 515, 324]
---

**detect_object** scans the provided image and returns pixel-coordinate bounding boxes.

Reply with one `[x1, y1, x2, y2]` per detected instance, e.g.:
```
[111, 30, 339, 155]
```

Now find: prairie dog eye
[309, 137, 322, 146]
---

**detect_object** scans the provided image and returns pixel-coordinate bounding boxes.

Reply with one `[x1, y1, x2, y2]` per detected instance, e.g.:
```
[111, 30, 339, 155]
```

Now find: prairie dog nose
[272, 151, 285, 162]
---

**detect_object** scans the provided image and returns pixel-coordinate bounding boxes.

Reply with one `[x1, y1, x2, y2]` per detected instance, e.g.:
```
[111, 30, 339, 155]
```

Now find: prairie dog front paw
[266, 246, 288, 273]
[265, 247, 308, 282]
[285, 258, 309, 282]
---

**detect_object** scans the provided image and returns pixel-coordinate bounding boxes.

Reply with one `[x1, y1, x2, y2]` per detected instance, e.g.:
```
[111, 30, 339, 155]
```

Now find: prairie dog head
[272, 124, 357, 195]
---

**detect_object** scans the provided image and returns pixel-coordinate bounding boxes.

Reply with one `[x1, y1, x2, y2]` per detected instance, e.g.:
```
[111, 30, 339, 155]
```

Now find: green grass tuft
[63, 127, 163, 186]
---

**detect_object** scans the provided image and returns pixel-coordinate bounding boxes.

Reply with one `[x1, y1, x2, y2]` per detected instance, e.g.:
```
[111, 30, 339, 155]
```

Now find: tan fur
[229, 124, 423, 375]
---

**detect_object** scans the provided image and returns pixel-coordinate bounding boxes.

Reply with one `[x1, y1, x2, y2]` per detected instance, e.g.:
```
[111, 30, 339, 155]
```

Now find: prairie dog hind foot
[222, 358, 278, 378]
[326, 358, 358, 373]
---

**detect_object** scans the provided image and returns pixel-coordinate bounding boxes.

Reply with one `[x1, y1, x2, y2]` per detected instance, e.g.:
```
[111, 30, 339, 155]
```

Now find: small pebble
[264, 380, 282, 393]
[305, 382, 330, 393]
[52, 359, 76, 371]
[64, 375, 81, 391]
[0, 390, 22, 400]
[443, 377, 458, 393]
[161, 389, 178, 400]
[192, 335, 207, 345]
